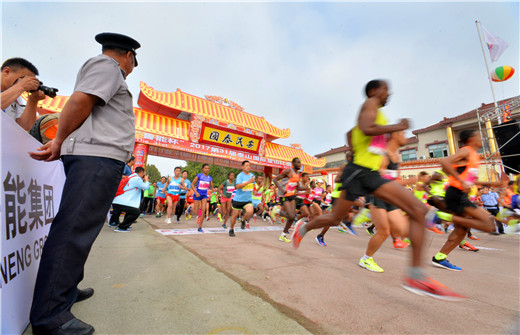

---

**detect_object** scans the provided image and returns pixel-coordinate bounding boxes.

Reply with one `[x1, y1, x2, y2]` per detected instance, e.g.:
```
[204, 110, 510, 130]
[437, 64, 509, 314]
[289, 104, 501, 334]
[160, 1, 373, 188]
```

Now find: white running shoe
[165, 218, 172, 224]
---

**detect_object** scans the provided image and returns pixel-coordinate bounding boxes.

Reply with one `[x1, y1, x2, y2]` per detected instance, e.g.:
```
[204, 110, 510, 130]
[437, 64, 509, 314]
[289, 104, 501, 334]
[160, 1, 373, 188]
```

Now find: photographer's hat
[95, 32, 141, 67]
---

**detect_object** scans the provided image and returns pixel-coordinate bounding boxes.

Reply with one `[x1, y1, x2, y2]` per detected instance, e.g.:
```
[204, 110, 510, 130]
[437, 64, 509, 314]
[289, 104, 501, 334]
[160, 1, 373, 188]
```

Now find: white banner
[0, 113, 66, 334]
[156, 225, 284, 236]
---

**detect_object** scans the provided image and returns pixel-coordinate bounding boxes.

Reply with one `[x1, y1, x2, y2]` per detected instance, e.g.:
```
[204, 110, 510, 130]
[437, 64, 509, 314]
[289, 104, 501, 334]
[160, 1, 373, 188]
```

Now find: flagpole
[475, 20, 499, 110]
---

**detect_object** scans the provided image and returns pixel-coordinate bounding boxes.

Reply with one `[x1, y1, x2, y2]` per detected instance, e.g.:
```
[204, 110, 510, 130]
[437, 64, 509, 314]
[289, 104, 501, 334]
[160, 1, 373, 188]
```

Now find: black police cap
[95, 32, 141, 67]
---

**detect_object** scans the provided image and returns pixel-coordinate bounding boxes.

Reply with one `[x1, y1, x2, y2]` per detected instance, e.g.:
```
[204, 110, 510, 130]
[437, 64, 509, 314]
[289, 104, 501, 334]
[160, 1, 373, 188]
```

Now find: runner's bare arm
[163, 177, 171, 193]
[273, 169, 289, 190]
[358, 98, 409, 136]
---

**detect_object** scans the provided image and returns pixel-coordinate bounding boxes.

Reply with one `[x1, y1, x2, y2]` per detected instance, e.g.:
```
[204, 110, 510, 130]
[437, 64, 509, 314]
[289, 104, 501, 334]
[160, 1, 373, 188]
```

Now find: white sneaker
[165, 218, 172, 224]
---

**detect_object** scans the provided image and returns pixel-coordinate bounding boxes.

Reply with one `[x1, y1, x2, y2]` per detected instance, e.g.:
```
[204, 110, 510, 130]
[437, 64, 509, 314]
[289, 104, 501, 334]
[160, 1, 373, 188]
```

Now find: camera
[38, 81, 59, 98]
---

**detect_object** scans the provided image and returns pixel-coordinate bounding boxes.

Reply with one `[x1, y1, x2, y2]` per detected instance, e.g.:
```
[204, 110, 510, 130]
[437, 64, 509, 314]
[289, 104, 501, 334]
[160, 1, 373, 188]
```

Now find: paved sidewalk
[25, 218, 310, 334]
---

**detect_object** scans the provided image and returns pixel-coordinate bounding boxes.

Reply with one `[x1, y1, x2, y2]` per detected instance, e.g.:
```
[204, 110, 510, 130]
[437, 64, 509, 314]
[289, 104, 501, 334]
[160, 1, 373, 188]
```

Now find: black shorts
[280, 195, 296, 204]
[339, 163, 391, 202]
[313, 199, 321, 205]
[232, 200, 252, 211]
[445, 186, 477, 215]
[295, 198, 307, 210]
[373, 196, 399, 212]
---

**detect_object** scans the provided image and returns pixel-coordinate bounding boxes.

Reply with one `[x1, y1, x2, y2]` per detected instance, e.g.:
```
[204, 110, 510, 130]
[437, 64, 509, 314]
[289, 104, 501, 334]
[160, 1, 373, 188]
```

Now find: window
[401, 149, 417, 161]
[428, 143, 448, 158]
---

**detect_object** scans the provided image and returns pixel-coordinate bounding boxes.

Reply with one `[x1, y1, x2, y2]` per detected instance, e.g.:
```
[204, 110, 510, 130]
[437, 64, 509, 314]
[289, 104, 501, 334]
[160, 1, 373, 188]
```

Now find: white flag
[481, 25, 509, 62]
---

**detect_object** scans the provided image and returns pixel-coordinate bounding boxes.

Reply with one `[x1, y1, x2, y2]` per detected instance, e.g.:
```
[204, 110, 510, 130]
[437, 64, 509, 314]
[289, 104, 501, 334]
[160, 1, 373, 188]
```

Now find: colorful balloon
[491, 66, 515, 82]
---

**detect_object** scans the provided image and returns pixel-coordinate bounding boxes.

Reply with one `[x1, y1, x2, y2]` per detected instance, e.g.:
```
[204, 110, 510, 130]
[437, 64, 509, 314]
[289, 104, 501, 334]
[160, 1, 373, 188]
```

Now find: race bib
[198, 181, 210, 191]
[226, 186, 235, 193]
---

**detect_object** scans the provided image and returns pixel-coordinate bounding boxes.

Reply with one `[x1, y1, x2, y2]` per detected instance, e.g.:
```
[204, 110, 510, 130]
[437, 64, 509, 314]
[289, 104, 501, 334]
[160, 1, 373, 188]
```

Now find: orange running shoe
[427, 226, 445, 234]
[291, 219, 306, 249]
[402, 276, 465, 301]
[467, 235, 480, 241]
[393, 238, 409, 249]
[459, 242, 479, 252]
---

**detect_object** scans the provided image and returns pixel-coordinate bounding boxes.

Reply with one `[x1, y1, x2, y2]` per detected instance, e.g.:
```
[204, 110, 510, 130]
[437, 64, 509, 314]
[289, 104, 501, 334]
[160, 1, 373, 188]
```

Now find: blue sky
[2, 1, 518, 176]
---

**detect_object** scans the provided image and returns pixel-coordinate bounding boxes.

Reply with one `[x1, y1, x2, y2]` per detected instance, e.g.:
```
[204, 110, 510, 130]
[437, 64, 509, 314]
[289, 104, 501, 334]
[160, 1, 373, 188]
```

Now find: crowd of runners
[136, 80, 518, 301]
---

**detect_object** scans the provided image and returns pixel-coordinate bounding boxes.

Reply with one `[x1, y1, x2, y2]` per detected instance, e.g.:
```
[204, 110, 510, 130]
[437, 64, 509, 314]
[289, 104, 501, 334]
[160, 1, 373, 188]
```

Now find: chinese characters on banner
[1, 113, 66, 335]
[199, 123, 262, 154]
[136, 130, 292, 170]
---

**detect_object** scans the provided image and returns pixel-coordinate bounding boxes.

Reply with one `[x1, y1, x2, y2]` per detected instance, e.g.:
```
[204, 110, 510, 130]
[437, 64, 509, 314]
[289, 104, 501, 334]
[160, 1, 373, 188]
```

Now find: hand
[28, 90, 46, 102]
[461, 181, 471, 194]
[144, 175, 150, 182]
[15, 76, 40, 92]
[397, 118, 410, 130]
[195, 191, 200, 197]
[28, 139, 61, 162]
[249, 177, 255, 183]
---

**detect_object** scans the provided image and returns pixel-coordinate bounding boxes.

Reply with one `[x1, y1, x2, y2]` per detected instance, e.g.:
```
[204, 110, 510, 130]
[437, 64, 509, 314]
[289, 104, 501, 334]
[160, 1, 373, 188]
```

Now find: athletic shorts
[280, 195, 296, 204]
[166, 194, 180, 202]
[193, 194, 208, 201]
[156, 196, 166, 204]
[253, 199, 261, 209]
[339, 163, 391, 202]
[445, 186, 477, 215]
[221, 196, 231, 203]
[295, 198, 307, 210]
[373, 196, 398, 212]
[232, 200, 253, 210]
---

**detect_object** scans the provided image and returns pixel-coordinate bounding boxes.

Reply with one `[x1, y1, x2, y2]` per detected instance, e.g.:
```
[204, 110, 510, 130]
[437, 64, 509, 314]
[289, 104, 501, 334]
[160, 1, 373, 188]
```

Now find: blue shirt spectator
[481, 190, 499, 208]
[113, 172, 150, 208]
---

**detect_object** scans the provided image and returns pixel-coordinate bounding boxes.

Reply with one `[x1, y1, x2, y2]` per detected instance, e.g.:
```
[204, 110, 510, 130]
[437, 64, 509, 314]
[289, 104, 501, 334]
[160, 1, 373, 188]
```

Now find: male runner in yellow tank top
[292, 79, 464, 301]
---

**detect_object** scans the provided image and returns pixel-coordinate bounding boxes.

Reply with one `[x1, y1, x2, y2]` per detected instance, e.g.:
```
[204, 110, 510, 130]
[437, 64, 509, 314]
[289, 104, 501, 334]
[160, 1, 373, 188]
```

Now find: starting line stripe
[156, 225, 284, 236]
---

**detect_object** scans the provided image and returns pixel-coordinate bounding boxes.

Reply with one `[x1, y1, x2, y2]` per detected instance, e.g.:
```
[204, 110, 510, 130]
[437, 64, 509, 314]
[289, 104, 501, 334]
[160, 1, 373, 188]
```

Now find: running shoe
[359, 257, 384, 272]
[206, 216, 210, 221]
[246, 222, 250, 229]
[241, 219, 246, 230]
[393, 238, 409, 249]
[270, 206, 280, 222]
[222, 223, 227, 229]
[279, 233, 291, 243]
[114, 227, 130, 233]
[403, 238, 411, 245]
[155, 212, 162, 218]
[229, 229, 235, 237]
[197, 227, 204, 233]
[316, 235, 327, 247]
[345, 222, 358, 236]
[165, 218, 172, 224]
[467, 235, 480, 240]
[366, 226, 375, 236]
[427, 226, 445, 234]
[431, 257, 462, 271]
[459, 242, 479, 252]
[139, 213, 145, 218]
[338, 227, 349, 234]
[291, 219, 306, 249]
[402, 276, 465, 301]
[108, 221, 118, 227]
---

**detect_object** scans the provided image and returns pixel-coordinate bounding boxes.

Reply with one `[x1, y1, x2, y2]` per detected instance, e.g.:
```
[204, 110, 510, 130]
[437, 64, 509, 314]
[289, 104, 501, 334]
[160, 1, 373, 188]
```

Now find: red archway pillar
[133, 143, 149, 171]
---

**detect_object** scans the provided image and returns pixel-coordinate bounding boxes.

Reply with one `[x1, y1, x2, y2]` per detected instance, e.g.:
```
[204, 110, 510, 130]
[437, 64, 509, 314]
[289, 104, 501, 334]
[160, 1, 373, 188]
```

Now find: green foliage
[145, 164, 162, 183]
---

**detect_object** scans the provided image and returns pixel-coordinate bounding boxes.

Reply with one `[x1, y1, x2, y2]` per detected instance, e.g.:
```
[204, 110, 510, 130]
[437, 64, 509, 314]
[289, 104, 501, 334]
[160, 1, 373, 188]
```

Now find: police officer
[29, 32, 141, 335]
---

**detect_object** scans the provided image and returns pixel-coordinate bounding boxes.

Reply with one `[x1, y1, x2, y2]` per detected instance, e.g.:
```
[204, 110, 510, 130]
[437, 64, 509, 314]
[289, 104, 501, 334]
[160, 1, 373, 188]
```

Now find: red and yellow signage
[199, 122, 262, 154]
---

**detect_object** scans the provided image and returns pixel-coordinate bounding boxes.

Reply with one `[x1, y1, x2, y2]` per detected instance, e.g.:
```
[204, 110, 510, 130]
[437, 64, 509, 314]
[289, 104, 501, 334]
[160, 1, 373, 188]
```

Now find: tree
[145, 164, 162, 183]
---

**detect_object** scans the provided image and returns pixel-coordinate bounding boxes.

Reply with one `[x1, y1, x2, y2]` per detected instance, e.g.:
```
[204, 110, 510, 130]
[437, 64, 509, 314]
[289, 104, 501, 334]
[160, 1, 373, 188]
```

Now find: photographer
[110, 167, 150, 231]
[1, 57, 45, 131]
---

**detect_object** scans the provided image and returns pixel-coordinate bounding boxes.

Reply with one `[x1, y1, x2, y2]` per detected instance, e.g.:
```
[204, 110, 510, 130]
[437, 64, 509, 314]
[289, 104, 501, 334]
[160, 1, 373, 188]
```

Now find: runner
[219, 172, 235, 229]
[359, 130, 411, 272]
[292, 79, 463, 300]
[431, 129, 507, 271]
[191, 164, 214, 232]
[252, 175, 266, 221]
[273, 157, 304, 243]
[176, 170, 191, 222]
[163, 167, 185, 224]
[155, 176, 167, 218]
[185, 189, 194, 220]
[229, 160, 255, 237]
